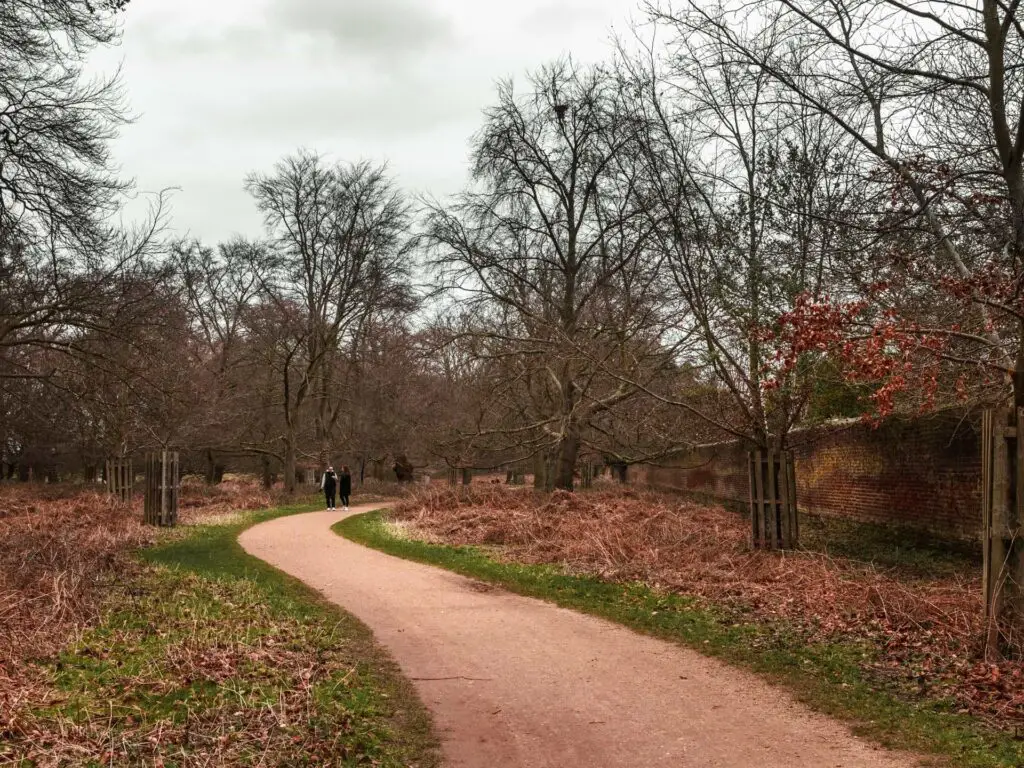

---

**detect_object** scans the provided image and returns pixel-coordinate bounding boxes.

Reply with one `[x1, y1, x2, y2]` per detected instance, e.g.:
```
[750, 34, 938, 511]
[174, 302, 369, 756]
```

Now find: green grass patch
[337, 511, 1021, 768]
[7, 503, 438, 768]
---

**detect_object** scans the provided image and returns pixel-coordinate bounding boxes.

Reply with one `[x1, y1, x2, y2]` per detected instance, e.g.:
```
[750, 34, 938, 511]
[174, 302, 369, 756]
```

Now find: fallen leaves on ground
[2, 569, 400, 767]
[0, 477, 284, 757]
[392, 485, 1022, 729]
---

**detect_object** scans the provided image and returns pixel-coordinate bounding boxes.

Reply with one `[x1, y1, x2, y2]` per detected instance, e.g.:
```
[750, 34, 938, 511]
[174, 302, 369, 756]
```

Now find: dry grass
[392, 485, 1024, 729]
[0, 477, 283, 718]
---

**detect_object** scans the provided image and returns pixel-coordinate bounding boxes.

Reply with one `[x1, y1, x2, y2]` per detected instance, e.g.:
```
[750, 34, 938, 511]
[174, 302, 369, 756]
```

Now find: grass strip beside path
[7, 504, 438, 768]
[337, 510, 1023, 768]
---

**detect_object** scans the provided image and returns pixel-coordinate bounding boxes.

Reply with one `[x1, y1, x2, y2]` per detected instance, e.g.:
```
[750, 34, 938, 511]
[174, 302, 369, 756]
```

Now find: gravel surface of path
[239, 505, 924, 768]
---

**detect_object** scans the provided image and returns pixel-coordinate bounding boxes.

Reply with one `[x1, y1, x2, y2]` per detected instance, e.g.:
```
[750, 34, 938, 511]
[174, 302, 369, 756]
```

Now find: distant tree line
[3, 0, 1021, 493]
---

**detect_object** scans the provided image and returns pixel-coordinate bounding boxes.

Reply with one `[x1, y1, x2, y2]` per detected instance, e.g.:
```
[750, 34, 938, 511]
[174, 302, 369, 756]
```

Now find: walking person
[321, 465, 338, 510]
[339, 465, 352, 511]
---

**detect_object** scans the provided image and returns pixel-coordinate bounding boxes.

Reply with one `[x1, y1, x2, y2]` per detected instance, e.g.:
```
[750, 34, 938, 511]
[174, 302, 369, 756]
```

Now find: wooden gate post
[144, 451, 180, 527]
[749, 450, 799, 550]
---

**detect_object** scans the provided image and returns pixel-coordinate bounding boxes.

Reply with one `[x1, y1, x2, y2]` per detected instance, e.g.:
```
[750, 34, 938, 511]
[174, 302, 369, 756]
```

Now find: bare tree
[0, 0, 131, 255]
[648, 0, 1024, 413]
[423, 60, 675, 490]
[173, 237, 265, 481]
[613, 28, 864, 449]
[648, 0, 1024, 655]
[245, 151, 413, 492]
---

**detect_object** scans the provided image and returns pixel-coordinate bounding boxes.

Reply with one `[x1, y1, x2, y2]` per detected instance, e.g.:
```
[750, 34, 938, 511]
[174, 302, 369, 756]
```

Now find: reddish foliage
[768, 293, 956, 418]
[394, 486, 1023, 728]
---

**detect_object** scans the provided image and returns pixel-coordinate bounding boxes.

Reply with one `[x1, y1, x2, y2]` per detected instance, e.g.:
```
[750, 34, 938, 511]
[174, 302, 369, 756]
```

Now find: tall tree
[424, 60, 674, 490]
[614, 30, 863, 449]
[648, 0, 1024, 655]
[245, 151, 413, 492]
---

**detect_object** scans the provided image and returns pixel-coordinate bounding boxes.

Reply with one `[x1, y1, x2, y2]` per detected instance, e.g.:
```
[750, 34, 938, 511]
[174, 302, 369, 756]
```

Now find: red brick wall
[633, 410, 982, 539]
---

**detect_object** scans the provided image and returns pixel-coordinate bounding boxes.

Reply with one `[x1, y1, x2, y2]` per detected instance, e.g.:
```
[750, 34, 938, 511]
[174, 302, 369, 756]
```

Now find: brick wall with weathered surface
[633, 410, 983, 539]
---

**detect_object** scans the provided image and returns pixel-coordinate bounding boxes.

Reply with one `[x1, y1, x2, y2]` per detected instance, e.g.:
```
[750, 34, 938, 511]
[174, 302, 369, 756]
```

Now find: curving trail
[240, 505, 923, 768]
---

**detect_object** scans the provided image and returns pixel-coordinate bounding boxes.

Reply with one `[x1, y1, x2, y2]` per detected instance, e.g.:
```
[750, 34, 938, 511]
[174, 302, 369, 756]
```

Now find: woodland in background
[4, 0, 1023, 493]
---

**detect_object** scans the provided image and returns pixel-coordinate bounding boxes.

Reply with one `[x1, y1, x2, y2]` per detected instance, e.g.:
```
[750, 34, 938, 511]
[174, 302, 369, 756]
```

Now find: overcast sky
[92, 0, 638, 243]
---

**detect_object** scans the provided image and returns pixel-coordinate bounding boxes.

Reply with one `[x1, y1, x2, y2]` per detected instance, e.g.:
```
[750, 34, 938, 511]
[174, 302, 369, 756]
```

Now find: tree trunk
[204, 449, 217, 485]
[317, 434, 330, 474]
[553, 431, 580, 491]
[261, 455, 273, 489]
[533, 452, 548, 490]
[284, 436, 297, 495]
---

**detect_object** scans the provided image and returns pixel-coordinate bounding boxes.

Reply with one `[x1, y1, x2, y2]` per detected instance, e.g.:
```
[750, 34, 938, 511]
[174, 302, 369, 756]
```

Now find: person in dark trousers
[321, 465, 337, 509]
[339, 465, 352, 510]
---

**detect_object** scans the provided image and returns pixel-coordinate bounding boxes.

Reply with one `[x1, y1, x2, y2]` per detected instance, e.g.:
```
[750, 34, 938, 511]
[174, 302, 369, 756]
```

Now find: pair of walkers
[321, 465, 351, 510]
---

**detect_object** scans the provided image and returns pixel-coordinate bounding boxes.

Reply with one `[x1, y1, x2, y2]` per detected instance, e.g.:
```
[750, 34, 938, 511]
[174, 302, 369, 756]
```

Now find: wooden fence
[580, 461, 595, 489]
[105, 458, 133, 503]
[143, 451, 180, 527]
[749, 450, 799, 549]
[980, 407, 1024, 657]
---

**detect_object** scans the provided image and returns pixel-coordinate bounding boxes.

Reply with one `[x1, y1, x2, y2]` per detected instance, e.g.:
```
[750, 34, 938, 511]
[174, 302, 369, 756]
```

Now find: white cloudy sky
[92, 0, 640, 243]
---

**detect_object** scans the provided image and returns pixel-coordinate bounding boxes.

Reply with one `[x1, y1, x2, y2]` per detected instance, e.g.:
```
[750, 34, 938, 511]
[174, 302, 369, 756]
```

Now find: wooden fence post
[749, 450, 798, 550]
[144, 451, 180, 527]
[461, 468, 473, 485]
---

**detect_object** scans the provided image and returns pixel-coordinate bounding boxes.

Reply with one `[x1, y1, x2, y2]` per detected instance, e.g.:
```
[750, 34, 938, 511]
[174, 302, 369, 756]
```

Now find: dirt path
[240, 506, 923, 768]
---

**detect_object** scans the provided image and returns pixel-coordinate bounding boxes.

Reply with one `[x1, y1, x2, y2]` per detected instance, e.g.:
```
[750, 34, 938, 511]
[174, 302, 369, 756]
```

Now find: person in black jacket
[321, 465, 337, 509]
[339, 465, 352, 510]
